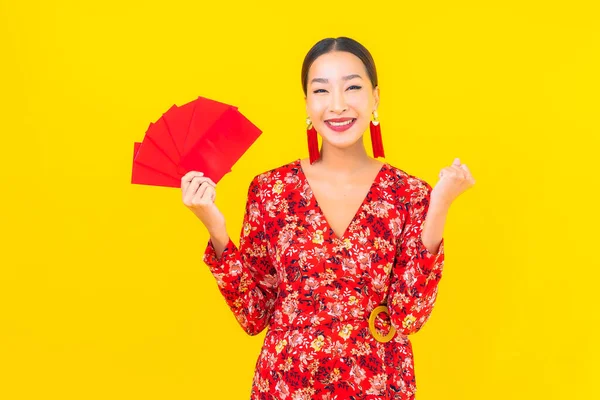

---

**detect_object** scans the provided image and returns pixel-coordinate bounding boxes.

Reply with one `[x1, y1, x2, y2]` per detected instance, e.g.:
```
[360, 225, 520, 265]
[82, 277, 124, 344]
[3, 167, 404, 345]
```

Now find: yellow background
[1, 1, 598, 398]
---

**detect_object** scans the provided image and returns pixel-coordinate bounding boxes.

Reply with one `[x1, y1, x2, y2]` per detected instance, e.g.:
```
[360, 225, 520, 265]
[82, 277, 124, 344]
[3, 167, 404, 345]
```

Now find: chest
[308, 180, 372, 237]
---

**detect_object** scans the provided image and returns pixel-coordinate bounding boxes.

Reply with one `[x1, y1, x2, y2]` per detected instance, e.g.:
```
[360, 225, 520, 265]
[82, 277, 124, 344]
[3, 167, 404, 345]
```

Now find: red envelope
[133, 122, 180, 180]
[131, 96, 262, 188]
[145, 115, 179, 165]
[179, 105, 262, 183]
[161, 102, 193, 157]
[131, 142, 180, 188]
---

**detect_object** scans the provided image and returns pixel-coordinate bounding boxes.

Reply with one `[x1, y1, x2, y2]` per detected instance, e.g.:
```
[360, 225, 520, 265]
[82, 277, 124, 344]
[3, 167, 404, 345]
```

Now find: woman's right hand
[181, 171, 225, 234]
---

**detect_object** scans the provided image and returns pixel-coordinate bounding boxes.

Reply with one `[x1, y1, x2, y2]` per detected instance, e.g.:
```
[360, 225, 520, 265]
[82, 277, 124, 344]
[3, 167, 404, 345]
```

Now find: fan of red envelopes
[131, 96, 262, 188]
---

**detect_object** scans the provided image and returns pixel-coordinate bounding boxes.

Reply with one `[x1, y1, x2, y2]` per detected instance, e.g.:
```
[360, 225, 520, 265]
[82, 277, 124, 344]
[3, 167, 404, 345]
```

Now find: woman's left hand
[431, 158, 476, 207]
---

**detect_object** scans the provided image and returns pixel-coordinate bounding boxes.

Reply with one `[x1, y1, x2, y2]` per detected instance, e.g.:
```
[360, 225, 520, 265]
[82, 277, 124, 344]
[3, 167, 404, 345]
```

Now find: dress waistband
[268, 305, 396, 343]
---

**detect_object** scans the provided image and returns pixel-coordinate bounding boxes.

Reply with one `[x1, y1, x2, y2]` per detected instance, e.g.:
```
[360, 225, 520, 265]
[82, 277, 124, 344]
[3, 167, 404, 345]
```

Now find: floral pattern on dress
[203, 159, 445, 399]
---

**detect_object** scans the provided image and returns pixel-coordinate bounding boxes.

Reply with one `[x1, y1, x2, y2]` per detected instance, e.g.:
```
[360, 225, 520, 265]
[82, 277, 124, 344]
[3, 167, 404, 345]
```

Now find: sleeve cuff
[203, 237, 236, 268]
[417, 234, 445, 259]
[415, 235, 445, 282]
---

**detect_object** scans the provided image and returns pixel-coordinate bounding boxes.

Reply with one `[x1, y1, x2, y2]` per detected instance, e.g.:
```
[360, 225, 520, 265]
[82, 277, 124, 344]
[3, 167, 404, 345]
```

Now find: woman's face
[305, 51, 379, 151]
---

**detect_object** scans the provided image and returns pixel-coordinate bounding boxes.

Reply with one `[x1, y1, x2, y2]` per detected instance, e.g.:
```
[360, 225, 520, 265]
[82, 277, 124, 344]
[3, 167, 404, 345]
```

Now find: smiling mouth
[325, 118, 356, 127]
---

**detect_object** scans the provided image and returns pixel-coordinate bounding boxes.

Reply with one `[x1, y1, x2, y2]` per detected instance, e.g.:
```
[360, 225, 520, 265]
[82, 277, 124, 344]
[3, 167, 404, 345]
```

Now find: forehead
[308, 51, 367, 82]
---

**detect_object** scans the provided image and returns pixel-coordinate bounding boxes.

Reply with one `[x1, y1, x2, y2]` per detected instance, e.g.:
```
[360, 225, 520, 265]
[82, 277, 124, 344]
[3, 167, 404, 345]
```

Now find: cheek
[307, 99, 327, 116]
[348, 96, 370, 112]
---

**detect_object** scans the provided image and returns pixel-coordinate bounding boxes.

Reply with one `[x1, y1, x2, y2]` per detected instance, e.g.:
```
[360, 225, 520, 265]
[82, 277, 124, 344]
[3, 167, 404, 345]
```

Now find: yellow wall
[1, 1, 598, 398]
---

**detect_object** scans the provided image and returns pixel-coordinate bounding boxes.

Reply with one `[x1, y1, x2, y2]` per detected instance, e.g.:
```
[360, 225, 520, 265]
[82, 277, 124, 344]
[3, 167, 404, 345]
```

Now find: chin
[321, 135, 363, 149]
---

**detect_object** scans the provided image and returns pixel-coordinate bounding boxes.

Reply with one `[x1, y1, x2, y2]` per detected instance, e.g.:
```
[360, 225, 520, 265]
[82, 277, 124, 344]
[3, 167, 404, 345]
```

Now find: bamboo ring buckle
[368, 305, 397, 343]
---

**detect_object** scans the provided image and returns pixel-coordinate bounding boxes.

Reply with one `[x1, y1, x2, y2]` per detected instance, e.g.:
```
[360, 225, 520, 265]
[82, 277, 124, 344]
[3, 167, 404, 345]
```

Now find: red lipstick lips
[325, 118, 356, 132]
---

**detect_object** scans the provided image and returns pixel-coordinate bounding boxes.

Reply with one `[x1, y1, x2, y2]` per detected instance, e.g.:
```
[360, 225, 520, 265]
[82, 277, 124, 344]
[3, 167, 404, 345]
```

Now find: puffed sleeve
[202, 175, 279, 336]
[388, 178, 445, 336]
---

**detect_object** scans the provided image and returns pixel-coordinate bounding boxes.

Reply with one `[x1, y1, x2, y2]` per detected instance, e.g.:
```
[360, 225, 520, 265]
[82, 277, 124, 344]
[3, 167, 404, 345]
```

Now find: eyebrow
[310, 74, 363, 85]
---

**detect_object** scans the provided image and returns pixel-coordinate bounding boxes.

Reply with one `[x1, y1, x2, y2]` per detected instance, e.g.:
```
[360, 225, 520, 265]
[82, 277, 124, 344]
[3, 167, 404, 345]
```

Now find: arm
[202, 175, 279, 336]
[421, 196, 448, 255]
[388, 179, 445, 336]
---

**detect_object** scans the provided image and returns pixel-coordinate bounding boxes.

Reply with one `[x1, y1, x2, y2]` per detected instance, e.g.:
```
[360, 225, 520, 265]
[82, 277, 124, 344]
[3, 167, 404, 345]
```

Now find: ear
[373, 85, 380, 111]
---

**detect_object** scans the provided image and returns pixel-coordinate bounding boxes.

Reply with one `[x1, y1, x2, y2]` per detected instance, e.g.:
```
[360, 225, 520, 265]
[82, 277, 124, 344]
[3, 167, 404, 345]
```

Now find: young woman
[181, 37, 475, 399]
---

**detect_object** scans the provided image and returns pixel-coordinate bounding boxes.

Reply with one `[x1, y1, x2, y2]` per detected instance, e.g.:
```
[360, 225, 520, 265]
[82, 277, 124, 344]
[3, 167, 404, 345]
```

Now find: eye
[312, 85, 362, 94]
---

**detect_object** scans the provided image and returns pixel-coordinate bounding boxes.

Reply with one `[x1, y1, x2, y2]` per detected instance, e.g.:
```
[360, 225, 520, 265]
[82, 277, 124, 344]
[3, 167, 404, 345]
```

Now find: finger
[460, 164, 472, 177]
[184, 176, 216, 200]
[181, 171, 204, 182]
[199, 176, 217, 187]
[439, 166, 453, 179]
[450, 166, 467, 180]
[204, 185, 216, 203]
[183, 177, 206, 204]
[192, 182, 213, 205]
[190, 175, 216, 188]
[181, 171, 204, 193]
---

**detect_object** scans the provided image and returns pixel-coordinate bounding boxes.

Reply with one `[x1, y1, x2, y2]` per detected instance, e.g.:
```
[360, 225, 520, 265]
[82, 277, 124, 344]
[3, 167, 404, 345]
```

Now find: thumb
[452, 157, 461, 166]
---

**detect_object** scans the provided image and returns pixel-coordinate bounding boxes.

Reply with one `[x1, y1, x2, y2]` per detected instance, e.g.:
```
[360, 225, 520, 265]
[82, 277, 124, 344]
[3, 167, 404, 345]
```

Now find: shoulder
[246, 159, 301, 196]
[384, 163, 434, 204]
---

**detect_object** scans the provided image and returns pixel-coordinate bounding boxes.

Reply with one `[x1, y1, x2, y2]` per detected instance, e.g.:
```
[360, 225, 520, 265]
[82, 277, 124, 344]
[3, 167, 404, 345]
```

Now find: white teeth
[328, 119, 354, 126]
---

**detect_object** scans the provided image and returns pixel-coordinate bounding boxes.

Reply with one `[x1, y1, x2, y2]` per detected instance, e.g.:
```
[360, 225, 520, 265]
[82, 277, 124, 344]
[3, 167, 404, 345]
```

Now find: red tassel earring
[370, 109, 385, 158]
[307, 117, 320, 164]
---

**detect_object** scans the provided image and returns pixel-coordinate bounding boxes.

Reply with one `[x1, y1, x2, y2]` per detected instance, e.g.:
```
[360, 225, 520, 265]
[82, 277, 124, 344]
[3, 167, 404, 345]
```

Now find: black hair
[301, 37, 378, 97]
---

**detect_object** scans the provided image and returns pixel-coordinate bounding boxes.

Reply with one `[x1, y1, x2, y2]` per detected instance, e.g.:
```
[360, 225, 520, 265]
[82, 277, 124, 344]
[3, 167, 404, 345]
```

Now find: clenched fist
[431, 157, 476, 207]
[181, 171, 225, 234]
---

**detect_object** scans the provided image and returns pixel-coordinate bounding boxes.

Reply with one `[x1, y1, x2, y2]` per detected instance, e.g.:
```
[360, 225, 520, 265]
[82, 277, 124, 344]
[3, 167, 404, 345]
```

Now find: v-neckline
[296, 158, 388, 242]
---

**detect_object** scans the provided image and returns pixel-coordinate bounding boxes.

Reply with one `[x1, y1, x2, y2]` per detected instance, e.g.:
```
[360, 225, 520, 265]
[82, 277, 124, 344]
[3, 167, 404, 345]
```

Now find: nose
[329, 88, 348, 114]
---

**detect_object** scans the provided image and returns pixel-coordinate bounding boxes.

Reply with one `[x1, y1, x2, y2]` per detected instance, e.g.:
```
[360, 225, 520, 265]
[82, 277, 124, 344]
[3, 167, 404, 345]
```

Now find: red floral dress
[203, 158, 445, 399]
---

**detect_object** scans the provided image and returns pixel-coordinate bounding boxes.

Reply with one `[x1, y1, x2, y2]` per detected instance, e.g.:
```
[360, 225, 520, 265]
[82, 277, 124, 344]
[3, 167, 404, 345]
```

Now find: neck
[317, 140, 373, 174]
